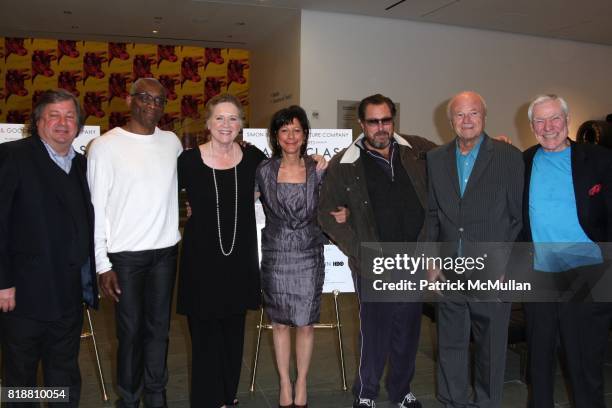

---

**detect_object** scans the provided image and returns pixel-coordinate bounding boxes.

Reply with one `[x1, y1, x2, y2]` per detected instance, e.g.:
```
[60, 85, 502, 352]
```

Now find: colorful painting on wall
[0, 37, 250, 145]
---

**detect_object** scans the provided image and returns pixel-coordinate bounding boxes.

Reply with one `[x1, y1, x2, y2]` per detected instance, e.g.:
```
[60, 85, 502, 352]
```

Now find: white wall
[250, 14, 301, 128]
[300, 10, 612, 148]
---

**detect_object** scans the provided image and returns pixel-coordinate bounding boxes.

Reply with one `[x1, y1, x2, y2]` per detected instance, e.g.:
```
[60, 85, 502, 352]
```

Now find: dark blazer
[0, 136, 98, 321]
[425, 134, 524, 246]
[522, 141, 612, 242]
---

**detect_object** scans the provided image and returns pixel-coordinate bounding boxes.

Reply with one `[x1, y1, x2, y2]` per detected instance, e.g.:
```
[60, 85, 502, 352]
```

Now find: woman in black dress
[256, 106, 346, 408]
[177, 94, 265, 408]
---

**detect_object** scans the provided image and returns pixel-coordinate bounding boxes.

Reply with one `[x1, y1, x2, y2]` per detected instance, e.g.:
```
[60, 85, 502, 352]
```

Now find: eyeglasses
[131, 92, 167, 107]
[364, 117, 393, 127]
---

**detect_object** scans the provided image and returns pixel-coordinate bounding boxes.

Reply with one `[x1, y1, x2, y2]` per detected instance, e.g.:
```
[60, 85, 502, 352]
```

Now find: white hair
[527, 94, 569, 122]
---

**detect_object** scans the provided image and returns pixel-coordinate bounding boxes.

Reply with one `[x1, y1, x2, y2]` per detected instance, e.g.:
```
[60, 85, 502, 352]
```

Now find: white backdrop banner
[0, 123, 100, 152]
[244, 128, 355, 293]
[243, 128, 351, 160]
[0, 124, 27, 144]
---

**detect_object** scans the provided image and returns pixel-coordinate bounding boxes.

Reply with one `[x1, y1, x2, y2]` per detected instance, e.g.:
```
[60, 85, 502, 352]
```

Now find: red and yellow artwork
[0, 37, 250, 138]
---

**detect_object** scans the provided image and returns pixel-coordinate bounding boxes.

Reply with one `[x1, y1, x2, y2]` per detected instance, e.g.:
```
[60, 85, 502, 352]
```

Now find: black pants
[109, 245, 178, 408]
[524, 302, 590, 408]
[352, 276, 422, 402]
[0, 310, 83, 408]
[187, 313, 246, 408]
[525, 301, 612, 408]
[581, 302, 612, 408]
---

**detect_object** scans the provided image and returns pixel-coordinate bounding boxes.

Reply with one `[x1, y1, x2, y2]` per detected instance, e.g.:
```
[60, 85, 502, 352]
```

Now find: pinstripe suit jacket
[425, 134, 524, 250]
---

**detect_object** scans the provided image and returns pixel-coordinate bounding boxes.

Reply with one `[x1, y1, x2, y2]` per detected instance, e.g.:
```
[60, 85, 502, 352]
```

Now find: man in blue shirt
[522, 94, 612, 408]
[426, 91, 524, 408]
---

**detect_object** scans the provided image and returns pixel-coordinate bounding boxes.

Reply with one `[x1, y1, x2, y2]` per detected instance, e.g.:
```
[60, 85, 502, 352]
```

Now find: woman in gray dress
[256, 106, 346, 408]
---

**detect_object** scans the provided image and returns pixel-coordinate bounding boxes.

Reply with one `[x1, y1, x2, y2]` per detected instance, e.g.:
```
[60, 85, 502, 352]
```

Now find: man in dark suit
[426, 91, 523, 407]
[522, 94, 612, 408]
[0, 89, 98, 407]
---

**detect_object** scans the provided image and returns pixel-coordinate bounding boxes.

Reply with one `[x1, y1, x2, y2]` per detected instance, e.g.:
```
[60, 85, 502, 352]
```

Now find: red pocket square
[588, 184, 602, 196]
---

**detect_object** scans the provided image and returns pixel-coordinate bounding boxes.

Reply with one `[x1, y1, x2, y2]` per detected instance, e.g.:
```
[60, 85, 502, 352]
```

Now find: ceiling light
[152, 30, 159, 34]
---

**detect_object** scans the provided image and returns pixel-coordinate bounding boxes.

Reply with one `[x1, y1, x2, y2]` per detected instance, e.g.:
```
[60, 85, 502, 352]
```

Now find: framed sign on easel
[249, 245, 354, 392]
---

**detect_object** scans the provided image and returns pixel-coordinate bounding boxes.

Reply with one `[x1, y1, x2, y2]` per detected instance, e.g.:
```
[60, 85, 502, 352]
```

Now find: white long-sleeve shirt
[87, 126, 183, 274]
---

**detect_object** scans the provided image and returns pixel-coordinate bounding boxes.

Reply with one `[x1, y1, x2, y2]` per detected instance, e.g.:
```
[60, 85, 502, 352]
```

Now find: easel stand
[81, 306, 109, 401]
[249, 289, 348, 392]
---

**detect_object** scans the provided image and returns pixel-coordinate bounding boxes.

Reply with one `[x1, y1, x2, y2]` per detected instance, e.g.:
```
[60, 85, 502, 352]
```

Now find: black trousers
[352, 276, 422, 402]
[581, 302, 612, 408]
[109, 245, 178, 408]
[524, 301, 606, 408]
[0, 310, 83, 408]
[187, 313, 246, 408]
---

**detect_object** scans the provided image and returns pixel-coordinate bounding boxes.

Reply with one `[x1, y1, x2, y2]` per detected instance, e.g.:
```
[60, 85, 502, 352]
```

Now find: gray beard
[365, 134, 391, 149]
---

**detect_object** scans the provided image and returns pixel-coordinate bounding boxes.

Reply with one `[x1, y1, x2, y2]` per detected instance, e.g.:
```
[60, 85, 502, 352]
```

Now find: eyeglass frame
[131, 92, 168, 107]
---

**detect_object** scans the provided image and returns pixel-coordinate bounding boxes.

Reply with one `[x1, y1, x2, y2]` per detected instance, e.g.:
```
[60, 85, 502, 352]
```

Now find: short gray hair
[527, 94, 569, 122]
[130, 77, 165, 96]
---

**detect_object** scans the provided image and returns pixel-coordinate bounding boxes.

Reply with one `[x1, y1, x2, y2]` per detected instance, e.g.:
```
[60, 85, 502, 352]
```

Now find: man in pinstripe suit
[425, 91, 524, 407]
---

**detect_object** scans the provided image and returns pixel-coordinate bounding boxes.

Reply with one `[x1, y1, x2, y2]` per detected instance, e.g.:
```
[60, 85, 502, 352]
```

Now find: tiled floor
[7, 294, 612, 407]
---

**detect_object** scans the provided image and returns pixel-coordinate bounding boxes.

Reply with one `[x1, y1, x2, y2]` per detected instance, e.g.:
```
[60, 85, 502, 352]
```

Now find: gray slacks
[436, 300, 511, 408]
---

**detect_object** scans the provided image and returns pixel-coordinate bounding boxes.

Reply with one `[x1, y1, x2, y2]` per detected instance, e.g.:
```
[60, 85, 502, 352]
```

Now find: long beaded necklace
[211, 144, 238, 256]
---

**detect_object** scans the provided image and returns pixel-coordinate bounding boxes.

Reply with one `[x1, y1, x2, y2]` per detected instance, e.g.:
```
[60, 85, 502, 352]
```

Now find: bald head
[446, 91, 487, 121]
[130, 77, 165, 97]
[447, 91, 487, 146]
[125, 77, 166, 133]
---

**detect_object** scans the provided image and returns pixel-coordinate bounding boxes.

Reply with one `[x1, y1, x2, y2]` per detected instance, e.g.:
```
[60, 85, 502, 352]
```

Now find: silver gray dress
[255, 157, 326, 326]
